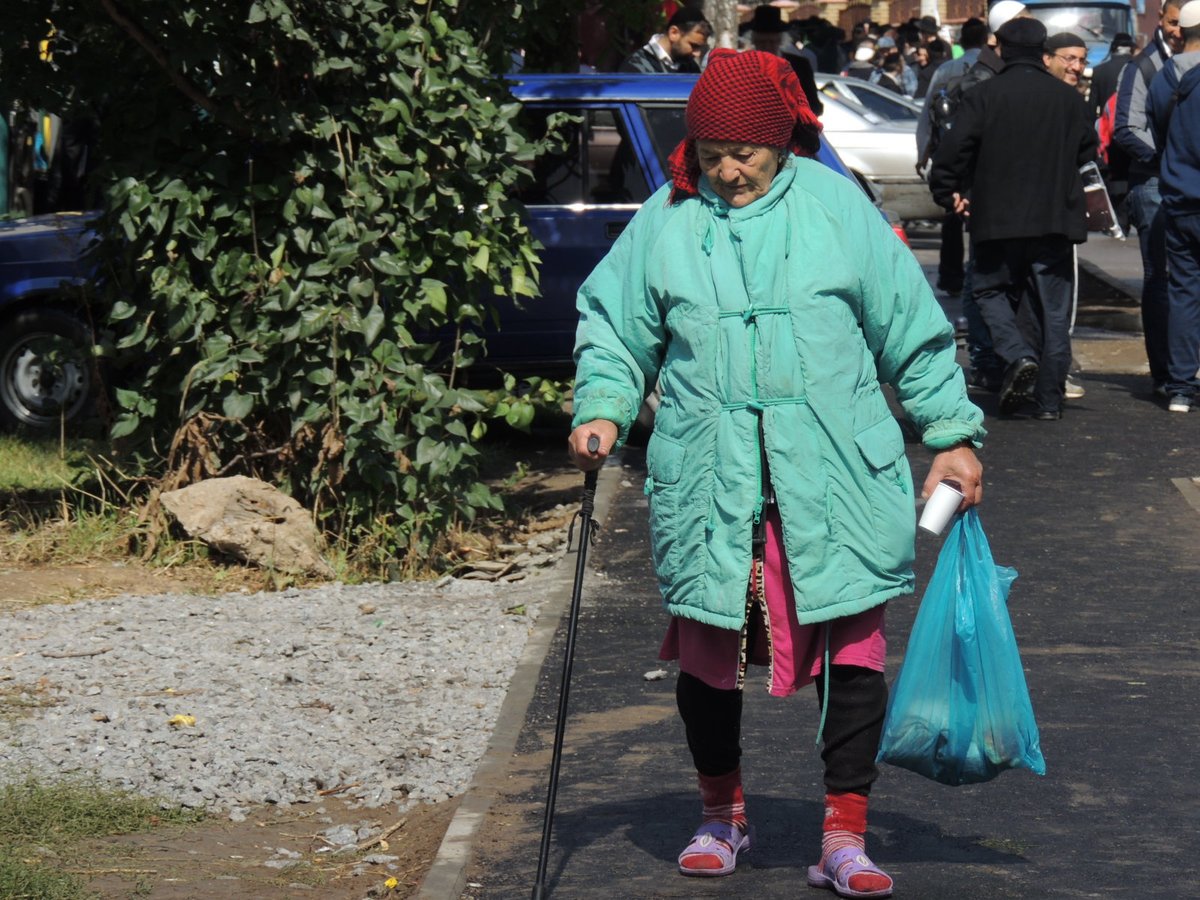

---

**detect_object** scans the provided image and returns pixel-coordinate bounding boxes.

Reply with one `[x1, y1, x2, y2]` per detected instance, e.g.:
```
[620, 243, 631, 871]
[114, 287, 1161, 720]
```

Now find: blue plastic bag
[876, 508, 1046, 785]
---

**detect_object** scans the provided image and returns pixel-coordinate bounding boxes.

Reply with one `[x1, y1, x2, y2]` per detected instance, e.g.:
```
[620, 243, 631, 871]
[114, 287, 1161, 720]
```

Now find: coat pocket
[645, 432, 699, 587]
[646, 431, 686, 486]
[852, 414, 913, 571]
[854, 415, 905, 471]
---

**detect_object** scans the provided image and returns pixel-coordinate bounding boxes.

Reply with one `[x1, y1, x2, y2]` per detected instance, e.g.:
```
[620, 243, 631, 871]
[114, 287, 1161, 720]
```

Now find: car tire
[0, 307, 97, 433]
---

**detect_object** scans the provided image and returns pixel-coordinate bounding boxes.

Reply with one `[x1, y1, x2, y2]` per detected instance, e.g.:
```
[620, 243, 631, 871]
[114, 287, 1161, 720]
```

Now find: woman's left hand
[922, 444, 983, 512]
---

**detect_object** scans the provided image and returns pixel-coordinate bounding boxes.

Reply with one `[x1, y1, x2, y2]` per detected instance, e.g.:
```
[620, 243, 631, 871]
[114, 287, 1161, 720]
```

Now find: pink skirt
[659, 504, 887, 697]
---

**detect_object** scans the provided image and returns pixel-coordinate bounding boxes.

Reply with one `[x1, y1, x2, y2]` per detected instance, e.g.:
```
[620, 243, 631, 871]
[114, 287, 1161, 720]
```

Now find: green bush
[0, 0, 565, 571]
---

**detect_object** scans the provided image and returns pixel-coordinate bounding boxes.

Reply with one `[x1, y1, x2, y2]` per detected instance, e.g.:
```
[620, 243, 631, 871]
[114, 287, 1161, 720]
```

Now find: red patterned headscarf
[668, 49, 822, 204]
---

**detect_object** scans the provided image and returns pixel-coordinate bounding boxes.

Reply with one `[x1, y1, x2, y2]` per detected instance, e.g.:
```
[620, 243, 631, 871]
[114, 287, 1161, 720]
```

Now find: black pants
[676, 666, 887, 796]
[974, 236, 1075, 413]
[939, 213, 965, 288]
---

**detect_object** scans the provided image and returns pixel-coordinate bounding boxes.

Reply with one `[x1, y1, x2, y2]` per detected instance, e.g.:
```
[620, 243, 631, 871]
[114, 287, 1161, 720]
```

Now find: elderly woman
[567, 49, 984, 899]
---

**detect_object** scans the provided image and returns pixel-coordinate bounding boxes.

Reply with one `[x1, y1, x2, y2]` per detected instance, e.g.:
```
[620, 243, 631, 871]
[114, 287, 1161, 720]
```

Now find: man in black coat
[928, 17, 1098, 420]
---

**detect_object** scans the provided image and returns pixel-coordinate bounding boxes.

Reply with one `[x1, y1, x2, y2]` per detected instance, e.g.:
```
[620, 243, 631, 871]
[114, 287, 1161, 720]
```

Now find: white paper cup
[918, 480, 964, 535]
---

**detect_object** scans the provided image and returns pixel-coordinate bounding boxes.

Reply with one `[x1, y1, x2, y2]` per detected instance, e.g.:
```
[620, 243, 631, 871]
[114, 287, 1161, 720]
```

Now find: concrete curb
[1077, 255, 1138, 304]
[415, 459, 622, 900]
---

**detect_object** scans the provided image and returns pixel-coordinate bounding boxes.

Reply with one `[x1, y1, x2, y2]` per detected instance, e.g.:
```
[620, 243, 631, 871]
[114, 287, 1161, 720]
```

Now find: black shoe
[937, 278, 963, 294]
[999, 357, 1039, 414]
[967, 368, 1003, 392]
[1032, 408, 1062, 421]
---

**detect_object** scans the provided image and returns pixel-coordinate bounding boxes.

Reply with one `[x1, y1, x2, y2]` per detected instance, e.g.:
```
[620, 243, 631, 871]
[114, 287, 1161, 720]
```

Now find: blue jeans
[1127, 179, 1170, 385]
[1164, 211, 1200, 398]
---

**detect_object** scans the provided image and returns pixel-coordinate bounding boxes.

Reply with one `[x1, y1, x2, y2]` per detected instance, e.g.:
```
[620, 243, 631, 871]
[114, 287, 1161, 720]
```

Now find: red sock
[821, 791, 891, 894]
[699, 768, 747, 829]
[678, 768, 747, 872]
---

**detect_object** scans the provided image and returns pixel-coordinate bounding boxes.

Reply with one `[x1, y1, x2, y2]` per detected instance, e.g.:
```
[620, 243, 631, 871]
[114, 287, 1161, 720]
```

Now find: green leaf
[362, 304, 385, 346]
[371, 255, 409, 277]
[421, 278, 447, 315]
[110, 415, 141, 440]
[222, 392, 255, 420]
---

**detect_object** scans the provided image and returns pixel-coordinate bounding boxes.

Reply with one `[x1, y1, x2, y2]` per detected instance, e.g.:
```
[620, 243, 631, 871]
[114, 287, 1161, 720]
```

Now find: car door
[486, 102, 655, 373]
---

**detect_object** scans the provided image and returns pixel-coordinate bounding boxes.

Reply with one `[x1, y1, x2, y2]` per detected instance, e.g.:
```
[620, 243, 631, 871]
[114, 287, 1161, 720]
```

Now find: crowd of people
[617, 4, 977, 102]
[613, 2, 1198, 418]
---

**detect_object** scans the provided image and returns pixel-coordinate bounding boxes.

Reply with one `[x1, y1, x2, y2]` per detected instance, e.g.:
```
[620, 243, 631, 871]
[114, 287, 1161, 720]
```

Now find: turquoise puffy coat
[572, 158, 985, 629]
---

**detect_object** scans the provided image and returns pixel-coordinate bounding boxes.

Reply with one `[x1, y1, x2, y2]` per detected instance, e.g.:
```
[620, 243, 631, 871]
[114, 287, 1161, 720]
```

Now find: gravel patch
[0, 575, 555, 820]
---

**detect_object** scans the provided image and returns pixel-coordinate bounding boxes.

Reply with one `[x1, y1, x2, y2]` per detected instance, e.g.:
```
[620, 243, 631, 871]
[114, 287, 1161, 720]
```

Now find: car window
[1025, 5, 1125, 45]
[818, 96, 874, 131]
[837, 83, 919, 121]
[515, 107, 649, 206]
[639, 103, 688, 176]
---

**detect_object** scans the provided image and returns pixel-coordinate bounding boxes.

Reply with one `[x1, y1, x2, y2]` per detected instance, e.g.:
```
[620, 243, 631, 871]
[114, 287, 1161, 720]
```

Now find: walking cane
[532, 435, 601, 900]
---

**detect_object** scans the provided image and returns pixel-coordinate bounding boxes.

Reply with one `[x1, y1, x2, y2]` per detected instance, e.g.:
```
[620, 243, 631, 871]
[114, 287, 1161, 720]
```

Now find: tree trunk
[703, 0, 740, 50]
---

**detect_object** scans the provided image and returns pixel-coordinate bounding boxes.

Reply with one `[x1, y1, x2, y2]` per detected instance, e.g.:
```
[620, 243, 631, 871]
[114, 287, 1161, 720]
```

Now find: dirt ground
[1, 443, 583, 899]
[77, 798, 458, 899]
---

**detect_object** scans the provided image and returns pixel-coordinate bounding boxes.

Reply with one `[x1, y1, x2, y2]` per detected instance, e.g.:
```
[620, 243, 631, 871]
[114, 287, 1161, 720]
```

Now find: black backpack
[927, 61, 994, 155]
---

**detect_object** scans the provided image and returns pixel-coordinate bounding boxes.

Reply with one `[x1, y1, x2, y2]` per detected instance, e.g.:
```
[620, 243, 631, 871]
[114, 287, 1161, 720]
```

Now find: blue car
[481, 73, 903, 375]
[0, 213, 97, 432]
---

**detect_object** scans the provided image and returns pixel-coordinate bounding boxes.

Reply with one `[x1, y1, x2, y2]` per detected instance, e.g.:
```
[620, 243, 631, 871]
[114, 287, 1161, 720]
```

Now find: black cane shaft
[533, 465, 598, 897]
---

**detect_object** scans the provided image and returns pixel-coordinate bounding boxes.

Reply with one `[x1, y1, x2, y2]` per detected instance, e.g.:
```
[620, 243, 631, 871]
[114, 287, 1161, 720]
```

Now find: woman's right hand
[568, 420, 619, 471]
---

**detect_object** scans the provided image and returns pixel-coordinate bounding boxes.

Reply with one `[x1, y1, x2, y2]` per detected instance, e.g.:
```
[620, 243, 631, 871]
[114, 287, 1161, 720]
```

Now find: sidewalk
[420, 245, 1199, 900]
[1076, 231, 1144, 301]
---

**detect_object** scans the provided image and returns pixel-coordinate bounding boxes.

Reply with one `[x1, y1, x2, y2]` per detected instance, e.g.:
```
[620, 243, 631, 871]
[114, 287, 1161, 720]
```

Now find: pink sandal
[677, 820, 752, 877]
[806, 846, 893, 898]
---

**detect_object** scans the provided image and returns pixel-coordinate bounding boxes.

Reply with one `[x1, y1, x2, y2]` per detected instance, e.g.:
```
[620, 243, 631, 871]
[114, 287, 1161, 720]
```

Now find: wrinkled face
[697, 141, 783, 208]
[668, 25, 709, 62]
[1044, 45, 1086, 84]
[1162, 3, 1184, 52]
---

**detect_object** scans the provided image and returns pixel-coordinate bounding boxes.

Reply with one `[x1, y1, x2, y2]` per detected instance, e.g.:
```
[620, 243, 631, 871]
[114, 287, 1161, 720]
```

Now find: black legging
[676, 666, 887, 795]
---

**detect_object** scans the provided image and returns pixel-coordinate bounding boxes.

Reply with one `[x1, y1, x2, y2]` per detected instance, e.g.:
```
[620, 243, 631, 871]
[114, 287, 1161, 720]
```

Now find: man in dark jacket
[929, 17, 1098, 420]
[1113, 1, 1185, 396]
[620, 8, 711, 74]
[1147, 0, 1200, 412]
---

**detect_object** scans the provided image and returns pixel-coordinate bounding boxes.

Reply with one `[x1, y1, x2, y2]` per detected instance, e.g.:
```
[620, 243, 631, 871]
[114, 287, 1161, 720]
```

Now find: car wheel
[0, 308, 96, 433]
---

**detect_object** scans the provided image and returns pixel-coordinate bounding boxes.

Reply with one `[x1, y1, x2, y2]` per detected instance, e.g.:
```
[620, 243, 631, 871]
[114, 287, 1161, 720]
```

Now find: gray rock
[160, 476, 334, 576]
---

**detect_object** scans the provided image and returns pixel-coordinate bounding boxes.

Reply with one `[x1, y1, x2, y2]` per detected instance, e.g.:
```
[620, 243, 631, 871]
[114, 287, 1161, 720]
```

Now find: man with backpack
[1092, 36, 1138, 232]
[928, 16, 1098, 421]
[917, 7, 1021, 391]
[1113, 0, 1185, 398]
[916, 17, 989, 297]
[1147, 0, 1200, 413]
[1089, 32, 1138, 119]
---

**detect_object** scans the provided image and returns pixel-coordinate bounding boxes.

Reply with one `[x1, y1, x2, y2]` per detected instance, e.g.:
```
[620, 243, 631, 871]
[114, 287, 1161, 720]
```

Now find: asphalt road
[424, 240, 1200, 900]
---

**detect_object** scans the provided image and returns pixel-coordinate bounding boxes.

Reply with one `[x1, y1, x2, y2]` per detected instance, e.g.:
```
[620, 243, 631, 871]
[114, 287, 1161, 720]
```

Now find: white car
[815, 76, 944, 223]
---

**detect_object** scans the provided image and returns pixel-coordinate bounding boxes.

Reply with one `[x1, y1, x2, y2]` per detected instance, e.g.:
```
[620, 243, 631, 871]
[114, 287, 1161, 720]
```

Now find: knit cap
[667, 48, 821, 203]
